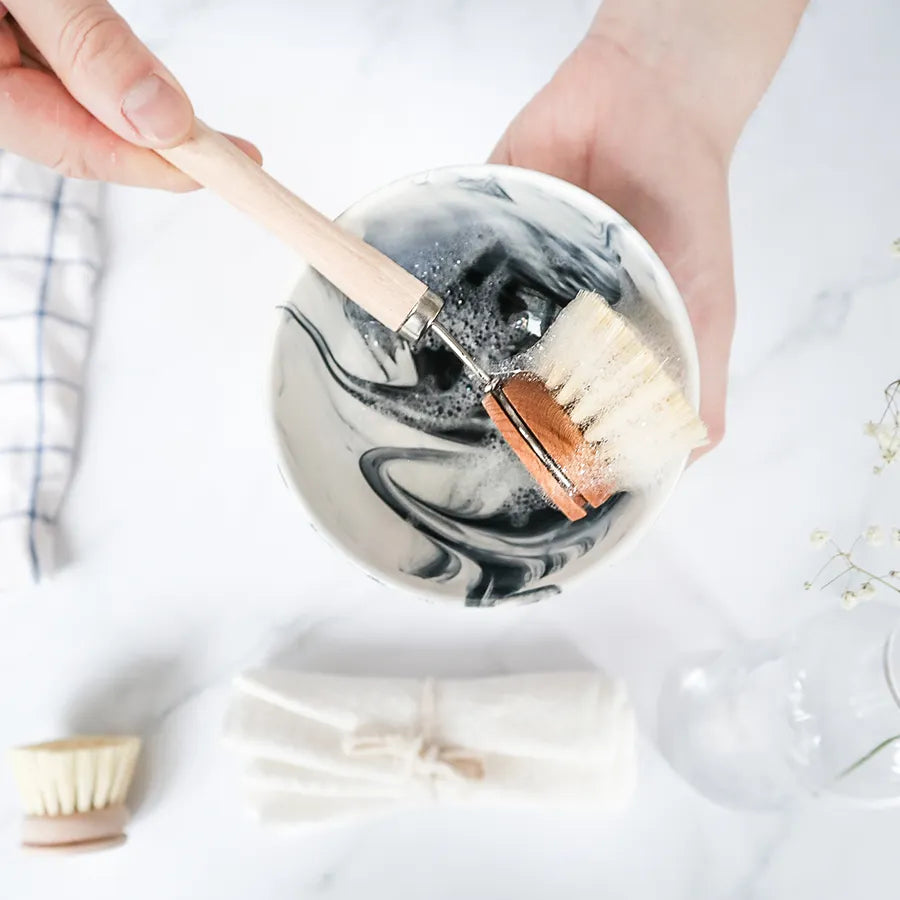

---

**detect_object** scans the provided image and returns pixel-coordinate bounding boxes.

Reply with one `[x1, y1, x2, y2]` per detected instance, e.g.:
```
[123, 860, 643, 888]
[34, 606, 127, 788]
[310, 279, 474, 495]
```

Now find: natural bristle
[8, 735, 141, 818]
[503, 290, 706, 506]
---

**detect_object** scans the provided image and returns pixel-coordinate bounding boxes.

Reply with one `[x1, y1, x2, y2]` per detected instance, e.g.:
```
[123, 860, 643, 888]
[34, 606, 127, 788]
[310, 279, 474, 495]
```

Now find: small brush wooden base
[21, 804, 130, 854]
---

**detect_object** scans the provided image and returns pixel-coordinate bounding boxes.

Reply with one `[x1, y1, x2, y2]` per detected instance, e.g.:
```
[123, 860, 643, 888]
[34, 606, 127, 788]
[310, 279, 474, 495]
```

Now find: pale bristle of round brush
[8, 736, 141, 817]
[523, 290, 707, 490]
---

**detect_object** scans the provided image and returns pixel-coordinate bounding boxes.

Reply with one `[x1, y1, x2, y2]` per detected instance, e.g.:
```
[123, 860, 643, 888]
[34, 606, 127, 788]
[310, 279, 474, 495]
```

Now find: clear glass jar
[658, 602, 900, 809]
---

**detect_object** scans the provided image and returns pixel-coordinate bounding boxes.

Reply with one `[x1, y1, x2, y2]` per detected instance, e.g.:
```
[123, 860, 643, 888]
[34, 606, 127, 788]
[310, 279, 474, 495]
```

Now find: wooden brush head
[21, 805, 130, 854]
[483, 375, 613, 522]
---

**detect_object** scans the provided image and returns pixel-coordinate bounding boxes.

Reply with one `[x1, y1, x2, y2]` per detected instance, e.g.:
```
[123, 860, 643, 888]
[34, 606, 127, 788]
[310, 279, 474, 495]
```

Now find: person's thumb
[7, 0, 194, 148]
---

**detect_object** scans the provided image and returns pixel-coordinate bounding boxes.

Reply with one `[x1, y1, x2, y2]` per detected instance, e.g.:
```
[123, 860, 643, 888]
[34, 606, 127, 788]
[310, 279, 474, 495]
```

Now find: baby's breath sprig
[806, 527, 900, 610]
[806, 245, 899, 609]
[865, 379, 900, 473]
[822, 242, 900, 778]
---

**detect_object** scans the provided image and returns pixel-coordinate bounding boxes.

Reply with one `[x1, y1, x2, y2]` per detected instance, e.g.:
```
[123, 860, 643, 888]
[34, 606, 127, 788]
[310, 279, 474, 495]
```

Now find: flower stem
[838, 734, 900, 779]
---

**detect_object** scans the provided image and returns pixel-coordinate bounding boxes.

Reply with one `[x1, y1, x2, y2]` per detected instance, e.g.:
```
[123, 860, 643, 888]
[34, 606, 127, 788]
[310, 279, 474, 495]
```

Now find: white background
[2, 1, 900, 897]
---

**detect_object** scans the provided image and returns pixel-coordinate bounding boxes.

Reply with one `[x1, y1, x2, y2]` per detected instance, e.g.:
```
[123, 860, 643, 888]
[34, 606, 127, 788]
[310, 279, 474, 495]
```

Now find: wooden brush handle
[158, 121, 430, 332]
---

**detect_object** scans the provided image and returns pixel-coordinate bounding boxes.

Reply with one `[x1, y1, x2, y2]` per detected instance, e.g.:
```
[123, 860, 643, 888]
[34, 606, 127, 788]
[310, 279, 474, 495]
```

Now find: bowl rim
[268, 162, 700, 604]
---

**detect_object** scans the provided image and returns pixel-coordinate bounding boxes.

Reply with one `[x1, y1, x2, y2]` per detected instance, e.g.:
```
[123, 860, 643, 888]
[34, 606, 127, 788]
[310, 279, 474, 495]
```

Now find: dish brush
[158, 123, 706, 520]
[8, 735, 141, 853]
[485, 290, 708, 519]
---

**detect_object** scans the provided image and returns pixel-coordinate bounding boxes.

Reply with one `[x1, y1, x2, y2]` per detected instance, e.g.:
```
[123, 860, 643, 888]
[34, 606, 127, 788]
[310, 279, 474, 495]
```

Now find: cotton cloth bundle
[225, 669, 636, 826]
[0, 152, 103, 588]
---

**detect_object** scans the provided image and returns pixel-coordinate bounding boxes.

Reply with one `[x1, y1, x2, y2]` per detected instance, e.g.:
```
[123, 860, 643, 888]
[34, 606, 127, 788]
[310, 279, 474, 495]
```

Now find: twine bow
[342, 678, 485, 786]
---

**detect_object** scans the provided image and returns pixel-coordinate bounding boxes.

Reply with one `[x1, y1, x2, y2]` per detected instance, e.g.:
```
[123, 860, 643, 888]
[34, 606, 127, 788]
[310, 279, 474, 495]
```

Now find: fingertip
[157, 170, 202, 193]
[689, 408, 725, 464]
[487, 134, 511, 166]
[223, 133, 263, 165]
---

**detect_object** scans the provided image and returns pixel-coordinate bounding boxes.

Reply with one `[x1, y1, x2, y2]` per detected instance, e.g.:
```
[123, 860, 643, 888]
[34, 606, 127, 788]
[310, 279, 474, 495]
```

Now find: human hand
[0, 0, 259, 189]
[490, 35, 734, 451]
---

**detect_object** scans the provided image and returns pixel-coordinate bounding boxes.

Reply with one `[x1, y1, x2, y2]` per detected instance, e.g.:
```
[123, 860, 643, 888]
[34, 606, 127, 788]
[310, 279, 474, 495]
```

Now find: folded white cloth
[0, 153, 103, 588]
[225, 669, 636, 826]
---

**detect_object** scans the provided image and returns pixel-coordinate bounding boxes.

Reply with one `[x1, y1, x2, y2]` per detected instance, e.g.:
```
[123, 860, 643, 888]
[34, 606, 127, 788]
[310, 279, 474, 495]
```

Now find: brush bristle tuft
[522, 290, 707, 489]
[8, 736, 141, 817]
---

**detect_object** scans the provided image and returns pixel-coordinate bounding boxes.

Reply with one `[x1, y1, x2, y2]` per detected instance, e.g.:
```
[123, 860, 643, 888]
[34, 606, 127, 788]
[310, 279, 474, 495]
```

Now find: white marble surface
[2, 0, 900, 896]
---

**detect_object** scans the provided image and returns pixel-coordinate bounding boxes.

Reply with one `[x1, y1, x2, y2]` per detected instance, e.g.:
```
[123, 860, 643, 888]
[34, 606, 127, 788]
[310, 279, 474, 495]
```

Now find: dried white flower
[807, 380, 899, 601]
[873, 425, 899, 467]
[893, 237, 900, 257]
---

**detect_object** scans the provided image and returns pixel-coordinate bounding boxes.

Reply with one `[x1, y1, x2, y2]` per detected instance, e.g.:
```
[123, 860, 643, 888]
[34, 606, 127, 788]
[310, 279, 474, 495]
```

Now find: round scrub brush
[8, 735, 141, 853]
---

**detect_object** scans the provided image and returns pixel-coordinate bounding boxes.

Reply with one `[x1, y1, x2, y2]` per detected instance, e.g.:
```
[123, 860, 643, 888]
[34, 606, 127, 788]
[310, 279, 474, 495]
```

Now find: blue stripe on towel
[0, 445, 73, 456]
[0, 253, 100, 271]
[0, 191, 100, 225]
[26, 178, 65, 581]
[0, 310, 90, 329]
[0, 511, 55, 525]
[0, 375, 83, 393]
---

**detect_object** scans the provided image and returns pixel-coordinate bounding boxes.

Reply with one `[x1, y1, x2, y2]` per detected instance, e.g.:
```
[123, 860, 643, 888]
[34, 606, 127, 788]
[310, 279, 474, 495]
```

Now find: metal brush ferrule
[397, 288, 444, 344]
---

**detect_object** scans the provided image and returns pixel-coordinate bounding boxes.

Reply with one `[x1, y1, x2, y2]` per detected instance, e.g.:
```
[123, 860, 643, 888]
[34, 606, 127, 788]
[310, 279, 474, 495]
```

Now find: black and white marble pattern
[272, 166, 699, 605]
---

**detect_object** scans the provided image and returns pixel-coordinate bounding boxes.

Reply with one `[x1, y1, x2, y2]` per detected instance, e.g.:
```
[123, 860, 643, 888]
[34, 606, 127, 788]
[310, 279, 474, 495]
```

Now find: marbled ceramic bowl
[271, 165, 699, 606]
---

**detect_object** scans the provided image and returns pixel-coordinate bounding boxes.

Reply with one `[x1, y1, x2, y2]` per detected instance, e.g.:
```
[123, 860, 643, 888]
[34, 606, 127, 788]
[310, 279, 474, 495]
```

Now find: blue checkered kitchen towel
[0, 152, 103, 589]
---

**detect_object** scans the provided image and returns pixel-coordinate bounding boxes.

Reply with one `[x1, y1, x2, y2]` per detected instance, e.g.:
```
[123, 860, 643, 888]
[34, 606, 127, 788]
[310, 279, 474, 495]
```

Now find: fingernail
[122, 74, 193, 145]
